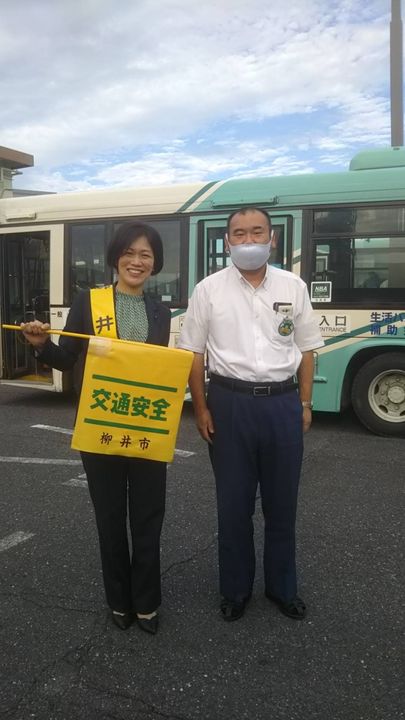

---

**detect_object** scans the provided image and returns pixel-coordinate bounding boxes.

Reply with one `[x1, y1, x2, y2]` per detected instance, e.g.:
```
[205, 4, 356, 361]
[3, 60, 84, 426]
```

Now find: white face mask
[228, 240, 271, 271]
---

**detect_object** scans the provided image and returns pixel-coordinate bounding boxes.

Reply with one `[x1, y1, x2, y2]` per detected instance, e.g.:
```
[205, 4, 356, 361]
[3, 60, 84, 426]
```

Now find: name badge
[274, 302, 294, 335]
[278, 318, 294, 336]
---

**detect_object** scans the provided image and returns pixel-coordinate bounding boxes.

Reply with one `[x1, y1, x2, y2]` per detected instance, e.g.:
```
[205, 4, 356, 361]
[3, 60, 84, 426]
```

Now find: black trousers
[81, 452, 166, 614]
[207, 383, 303, 604]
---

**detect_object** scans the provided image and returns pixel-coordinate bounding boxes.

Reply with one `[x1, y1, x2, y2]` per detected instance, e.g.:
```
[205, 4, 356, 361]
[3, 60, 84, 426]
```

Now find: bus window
[206, 227, 230, 274]
[142, 219, 182, 304]
[314, 206, 405, 235]
[269, 226, 285, 269]
[70, 224, 106, 296]
[70, 218, 183, 306]
[311, 235, 405, 300]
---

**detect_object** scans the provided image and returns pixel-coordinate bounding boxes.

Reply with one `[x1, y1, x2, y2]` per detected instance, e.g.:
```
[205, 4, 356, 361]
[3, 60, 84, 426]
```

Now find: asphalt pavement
[0, 384, 404, 720]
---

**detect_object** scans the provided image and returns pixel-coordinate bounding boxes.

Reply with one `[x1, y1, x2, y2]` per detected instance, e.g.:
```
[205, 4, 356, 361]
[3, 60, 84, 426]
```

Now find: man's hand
[20, 321, 50, 348]
[195, 407, 215, 443]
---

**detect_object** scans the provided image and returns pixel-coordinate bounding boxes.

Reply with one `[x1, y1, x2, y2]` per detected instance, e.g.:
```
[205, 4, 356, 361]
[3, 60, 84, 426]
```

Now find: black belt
[209, 373, 298, 396]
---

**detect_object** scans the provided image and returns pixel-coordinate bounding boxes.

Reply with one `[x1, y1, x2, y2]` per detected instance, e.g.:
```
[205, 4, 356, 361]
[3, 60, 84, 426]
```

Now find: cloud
[16, 138, 316, 193]
[2, 0, 396, 190]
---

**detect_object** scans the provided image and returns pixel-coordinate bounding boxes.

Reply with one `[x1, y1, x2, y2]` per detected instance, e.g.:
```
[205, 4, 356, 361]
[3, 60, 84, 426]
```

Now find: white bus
[1, 146, 405, 436]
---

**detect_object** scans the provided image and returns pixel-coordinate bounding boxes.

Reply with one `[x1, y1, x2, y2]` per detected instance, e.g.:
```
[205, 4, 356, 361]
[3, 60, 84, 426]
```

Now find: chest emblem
[278, 318, 294, 336]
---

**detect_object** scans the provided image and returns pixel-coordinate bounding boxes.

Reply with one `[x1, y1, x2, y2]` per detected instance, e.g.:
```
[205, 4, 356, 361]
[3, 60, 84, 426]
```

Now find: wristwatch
[301, 401, 313, 409]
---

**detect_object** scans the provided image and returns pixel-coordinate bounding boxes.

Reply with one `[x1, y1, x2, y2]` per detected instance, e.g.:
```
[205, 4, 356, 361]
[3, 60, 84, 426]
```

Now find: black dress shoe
[220, 597, 249, 622]
[136, 614, 159, 635]
[111, 611, 133, 630]
[266, 593, 306, 620]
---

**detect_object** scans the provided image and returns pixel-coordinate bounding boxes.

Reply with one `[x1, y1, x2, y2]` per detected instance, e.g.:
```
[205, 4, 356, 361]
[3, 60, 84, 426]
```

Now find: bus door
[198, 216, 292, 280]
[0, 230, 52, 385]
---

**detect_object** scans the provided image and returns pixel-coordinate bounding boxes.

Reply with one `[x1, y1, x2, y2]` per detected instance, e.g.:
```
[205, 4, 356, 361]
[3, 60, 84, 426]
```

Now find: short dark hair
[107, 221, 164, 275]
[226, 207, 272, 234]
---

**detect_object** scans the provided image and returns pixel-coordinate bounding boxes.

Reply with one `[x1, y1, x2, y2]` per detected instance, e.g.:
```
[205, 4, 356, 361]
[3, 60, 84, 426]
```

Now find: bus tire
[351, 353, 405, 437]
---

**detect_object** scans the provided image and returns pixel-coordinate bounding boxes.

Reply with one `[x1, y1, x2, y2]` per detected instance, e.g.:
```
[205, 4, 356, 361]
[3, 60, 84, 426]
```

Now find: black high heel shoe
[136, 614, 159, 635]
[112, 611, 133, 630]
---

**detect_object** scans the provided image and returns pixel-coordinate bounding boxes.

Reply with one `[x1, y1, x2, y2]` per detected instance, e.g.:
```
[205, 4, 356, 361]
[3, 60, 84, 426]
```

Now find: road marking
[0, 531, 34, 552]
[0, 457, 82, 465]
[63, 478, 88, 488]
[32, 424, 73, 435]
[174, 449, 194, 458]
[32, 424, 195, 457]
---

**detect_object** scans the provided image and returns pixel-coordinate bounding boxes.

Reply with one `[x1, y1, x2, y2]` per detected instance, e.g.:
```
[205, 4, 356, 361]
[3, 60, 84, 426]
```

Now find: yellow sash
[90, 286, 117, 338]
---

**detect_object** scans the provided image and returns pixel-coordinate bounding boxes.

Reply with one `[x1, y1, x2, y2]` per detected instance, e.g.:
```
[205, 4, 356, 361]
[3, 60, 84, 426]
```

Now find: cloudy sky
[1, 0, 400, 192]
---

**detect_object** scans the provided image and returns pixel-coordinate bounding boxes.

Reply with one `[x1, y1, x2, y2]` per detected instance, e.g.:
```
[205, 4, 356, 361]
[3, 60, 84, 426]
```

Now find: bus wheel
[351, 353, 405, 436]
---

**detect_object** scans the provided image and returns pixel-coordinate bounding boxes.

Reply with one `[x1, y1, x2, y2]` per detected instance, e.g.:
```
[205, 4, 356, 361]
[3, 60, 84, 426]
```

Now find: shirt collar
[231, 262, 270, 289]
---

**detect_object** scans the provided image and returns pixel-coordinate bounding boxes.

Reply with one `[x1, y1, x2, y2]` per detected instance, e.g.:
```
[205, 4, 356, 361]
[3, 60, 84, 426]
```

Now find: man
[178, 207, 324, 622]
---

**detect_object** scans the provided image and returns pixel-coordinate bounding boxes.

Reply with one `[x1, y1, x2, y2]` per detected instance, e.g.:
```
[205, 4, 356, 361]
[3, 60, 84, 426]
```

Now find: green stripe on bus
[92, 374, 178, 393]
[176, 181, 218, 213]
[84, 418, 169, 434]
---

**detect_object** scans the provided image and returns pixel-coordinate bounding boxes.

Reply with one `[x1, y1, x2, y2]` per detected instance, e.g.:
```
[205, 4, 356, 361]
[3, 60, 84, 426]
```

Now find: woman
[22, 221, 171, 635]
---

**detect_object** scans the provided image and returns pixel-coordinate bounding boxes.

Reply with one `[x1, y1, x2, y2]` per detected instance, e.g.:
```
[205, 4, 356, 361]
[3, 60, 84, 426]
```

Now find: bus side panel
[313, 338, 405, 412]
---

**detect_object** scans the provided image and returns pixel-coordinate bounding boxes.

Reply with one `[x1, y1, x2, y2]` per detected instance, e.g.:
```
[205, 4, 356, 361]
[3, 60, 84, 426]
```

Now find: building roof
[0, 146, 34, 170]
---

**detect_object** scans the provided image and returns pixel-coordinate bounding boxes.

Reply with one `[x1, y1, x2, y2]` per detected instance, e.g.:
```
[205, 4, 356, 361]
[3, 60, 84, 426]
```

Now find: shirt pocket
[271, 311, 295, 343]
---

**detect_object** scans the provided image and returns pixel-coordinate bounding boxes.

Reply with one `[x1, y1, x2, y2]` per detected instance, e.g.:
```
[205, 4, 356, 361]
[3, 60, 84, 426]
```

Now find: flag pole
[1, 324, 92, 340]
[1, 324, 148, 347]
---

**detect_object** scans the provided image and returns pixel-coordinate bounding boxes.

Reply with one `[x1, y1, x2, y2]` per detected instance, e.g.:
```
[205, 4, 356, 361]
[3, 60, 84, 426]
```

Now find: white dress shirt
[178, 264, 324, 382]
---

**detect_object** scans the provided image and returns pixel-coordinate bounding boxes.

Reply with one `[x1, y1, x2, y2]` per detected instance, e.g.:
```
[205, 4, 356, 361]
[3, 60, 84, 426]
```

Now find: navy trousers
[81, 452, 166, 614]
[207, 383, 303, 604]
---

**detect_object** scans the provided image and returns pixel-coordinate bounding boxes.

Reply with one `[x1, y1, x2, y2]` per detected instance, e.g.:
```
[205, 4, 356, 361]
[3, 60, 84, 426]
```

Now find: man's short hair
[226, 207, 272, 234]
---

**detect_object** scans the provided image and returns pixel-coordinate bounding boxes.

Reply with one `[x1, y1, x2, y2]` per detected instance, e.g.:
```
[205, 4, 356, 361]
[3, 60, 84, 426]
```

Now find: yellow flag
[71, 337, 193, 462]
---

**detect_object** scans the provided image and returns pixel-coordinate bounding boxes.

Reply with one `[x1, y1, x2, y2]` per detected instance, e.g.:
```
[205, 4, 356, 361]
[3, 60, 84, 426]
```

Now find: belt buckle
[253, 386, 270, 396]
